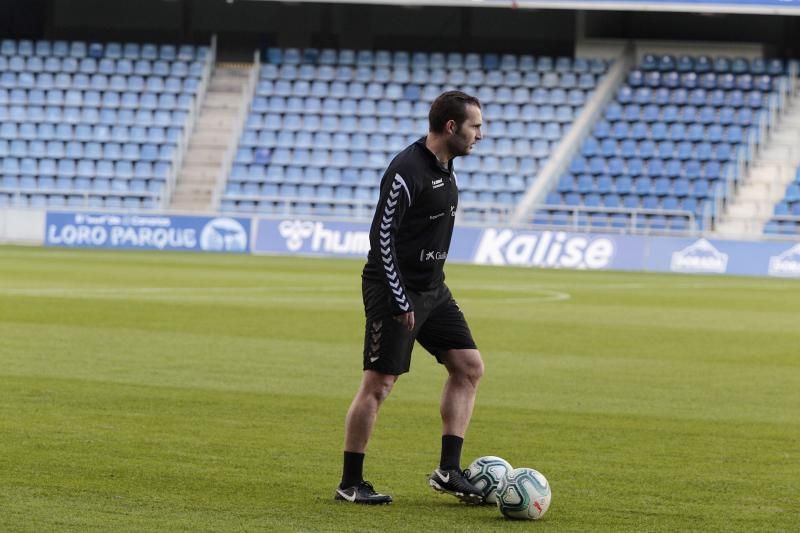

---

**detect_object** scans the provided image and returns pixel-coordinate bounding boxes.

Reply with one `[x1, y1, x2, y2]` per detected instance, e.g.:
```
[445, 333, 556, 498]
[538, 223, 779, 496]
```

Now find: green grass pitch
[1, 245, 798, 531]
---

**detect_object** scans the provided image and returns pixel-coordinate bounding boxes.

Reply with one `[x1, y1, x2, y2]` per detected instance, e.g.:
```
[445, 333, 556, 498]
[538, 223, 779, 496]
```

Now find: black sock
[439, 435, 464, 471]
[340, 451, 365, 488]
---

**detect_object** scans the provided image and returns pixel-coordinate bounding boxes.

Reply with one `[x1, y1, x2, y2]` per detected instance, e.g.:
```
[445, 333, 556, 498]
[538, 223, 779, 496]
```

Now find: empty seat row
[0, 90, 194, 109]
[1, 138, 178, 158]
[0, 143, 176, 165]
[247, 97, 577, 124]
[239, 130, 553, 160]
[456, 173, 533, 192]
[771, 200, 800, 216]
[239, 130, 416, 152]
[260, 63, 600, 89]
[581, 138, 740, 161]
[232, 164, 378, 185]
[230, 165, 541, 196]
[459, 155, 539, 175]
[221, 197, 375, 217]
[0, 126, 181, 146]
[0, 107, 187, 127]
[605, 103, 762, 125]
[245, 113, 427, 134]
[255, 78, 592, 106]
[557, 175, 724, 196]
[639, 54, 784, 75]
[0, 56, 204, 78]
[476, 86, 589, 106]
[763, 220, 800, 235]
[254, 98, 428, 118]
[226, 184, 518, 208]
[246, 112, 569, 141]
[543, 195, 713, 216]
[1, 174, 166, 192]
[484, 98, 588, 119]
[535, 210, 697, 232]
[1, 73, 199, 93]
[235, 148, 385, 169]
[252, 95, 431, 116]
[546, 191, 716, 213]
[230, 183, 522, 206]
[0, 192, 161, 210]
[226, 181, 371, 200]
[227, 190, 377, 208]
[3, 159, 169, 177]
[628, 70, 775, 91]
[488, 106, 578, 123]
[251, 92, 586, 118]
[235, 148, 538, 175]
[0, 39, 207, 61]
[229, 161, 537, 193]
[765, 167, 800, 234]
[617, 86, 773, 108]
[569, 157, 730, 178]
[593, 121, 752, 143]
[0, 72, 199, 92]
[264, 46, 608, 73]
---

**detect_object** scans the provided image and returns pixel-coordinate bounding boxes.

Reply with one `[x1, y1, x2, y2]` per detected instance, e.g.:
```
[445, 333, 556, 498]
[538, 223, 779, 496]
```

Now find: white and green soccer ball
[496, 467, 551, 520]
[464, 456, 513, 504]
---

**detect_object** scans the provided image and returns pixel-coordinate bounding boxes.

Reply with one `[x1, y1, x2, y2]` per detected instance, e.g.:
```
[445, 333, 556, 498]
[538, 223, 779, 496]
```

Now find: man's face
[447, 104, 483, 158]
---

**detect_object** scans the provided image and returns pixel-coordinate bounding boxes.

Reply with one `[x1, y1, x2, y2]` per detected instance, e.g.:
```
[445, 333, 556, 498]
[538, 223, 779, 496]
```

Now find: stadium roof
[262, 0, 800, 16]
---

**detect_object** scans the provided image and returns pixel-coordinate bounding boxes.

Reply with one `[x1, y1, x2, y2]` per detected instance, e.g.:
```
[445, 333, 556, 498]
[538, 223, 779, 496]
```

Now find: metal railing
[711, 66, 798, 231]
[763, 215, 800, 241]
[511, 43, 634, 224]
[0, 188, 160, 211]
[210, 46, 260, 211]
[160, 35, 216, 210]
[221, 193, 700, 237]
[525, 204, 697, 235]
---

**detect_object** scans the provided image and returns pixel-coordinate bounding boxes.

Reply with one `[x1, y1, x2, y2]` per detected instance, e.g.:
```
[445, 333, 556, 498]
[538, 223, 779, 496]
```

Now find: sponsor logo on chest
[431, 178, 444, 189]
[420, 249, 448, 262]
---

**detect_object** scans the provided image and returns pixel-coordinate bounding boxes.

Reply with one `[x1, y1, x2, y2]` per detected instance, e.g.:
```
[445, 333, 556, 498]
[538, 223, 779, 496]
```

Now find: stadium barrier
[2, 209, 797, 277]
[252, 217, 800, 277]
[43, 211, 251, 253]
[4, 210, 792, 278]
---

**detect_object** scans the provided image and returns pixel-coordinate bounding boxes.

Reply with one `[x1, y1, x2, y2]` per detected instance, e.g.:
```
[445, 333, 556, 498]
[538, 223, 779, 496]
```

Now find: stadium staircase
[715, 74, 800, 237]
[169, 62, 256, 212]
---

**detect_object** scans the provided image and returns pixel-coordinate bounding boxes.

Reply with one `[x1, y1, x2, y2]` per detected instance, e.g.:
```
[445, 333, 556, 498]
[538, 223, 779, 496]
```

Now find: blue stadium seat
[576, 174, 594, 193]
[692, 180, 710, 198]
[634, 176, 652, 195]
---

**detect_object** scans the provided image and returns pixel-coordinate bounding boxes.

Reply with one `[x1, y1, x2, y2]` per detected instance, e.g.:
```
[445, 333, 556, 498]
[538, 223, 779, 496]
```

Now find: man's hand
[394, 311, 415, 331]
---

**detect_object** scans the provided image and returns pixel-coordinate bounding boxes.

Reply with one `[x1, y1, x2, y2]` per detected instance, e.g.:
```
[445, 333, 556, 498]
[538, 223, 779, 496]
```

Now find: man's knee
[444, 349, 484, 384]
[360, 370, 399, 404]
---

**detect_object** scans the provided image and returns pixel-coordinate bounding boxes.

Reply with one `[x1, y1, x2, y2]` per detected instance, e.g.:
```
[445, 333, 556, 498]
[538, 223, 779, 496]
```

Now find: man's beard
[448, 130, 470, 158]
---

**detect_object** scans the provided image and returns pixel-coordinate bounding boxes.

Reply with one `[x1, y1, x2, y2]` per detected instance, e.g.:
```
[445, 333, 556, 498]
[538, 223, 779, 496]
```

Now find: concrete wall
[0, 209, 46, 245]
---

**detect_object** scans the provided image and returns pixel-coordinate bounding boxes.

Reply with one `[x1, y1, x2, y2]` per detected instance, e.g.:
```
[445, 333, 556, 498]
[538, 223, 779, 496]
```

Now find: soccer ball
[464, 456, 512, 504]
[496, 467, 551, 520]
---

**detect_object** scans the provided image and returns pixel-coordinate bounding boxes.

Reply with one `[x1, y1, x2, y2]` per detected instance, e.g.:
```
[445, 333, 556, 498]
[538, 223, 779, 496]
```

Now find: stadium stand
[764, 164, 800, 235]
[220, 47, 609, 222]
[0, 39, 210, 210]
[533, 54, 788, 234]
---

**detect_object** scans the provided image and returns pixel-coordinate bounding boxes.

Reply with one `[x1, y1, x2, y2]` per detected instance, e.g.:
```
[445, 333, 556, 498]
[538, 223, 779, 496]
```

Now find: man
[335, 91, 485, 505]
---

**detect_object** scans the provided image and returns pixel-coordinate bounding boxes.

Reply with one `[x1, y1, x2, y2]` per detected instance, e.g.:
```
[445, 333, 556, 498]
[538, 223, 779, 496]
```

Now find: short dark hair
[428, 91, 481, 134]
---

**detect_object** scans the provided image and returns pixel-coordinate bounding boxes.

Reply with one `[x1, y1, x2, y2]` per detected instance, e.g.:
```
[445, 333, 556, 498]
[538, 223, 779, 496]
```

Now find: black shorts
[362, 278, 477, 375]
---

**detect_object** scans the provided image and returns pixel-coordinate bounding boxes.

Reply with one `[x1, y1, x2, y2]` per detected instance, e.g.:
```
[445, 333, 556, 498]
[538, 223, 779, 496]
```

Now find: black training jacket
[362, 137, 460, 315]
